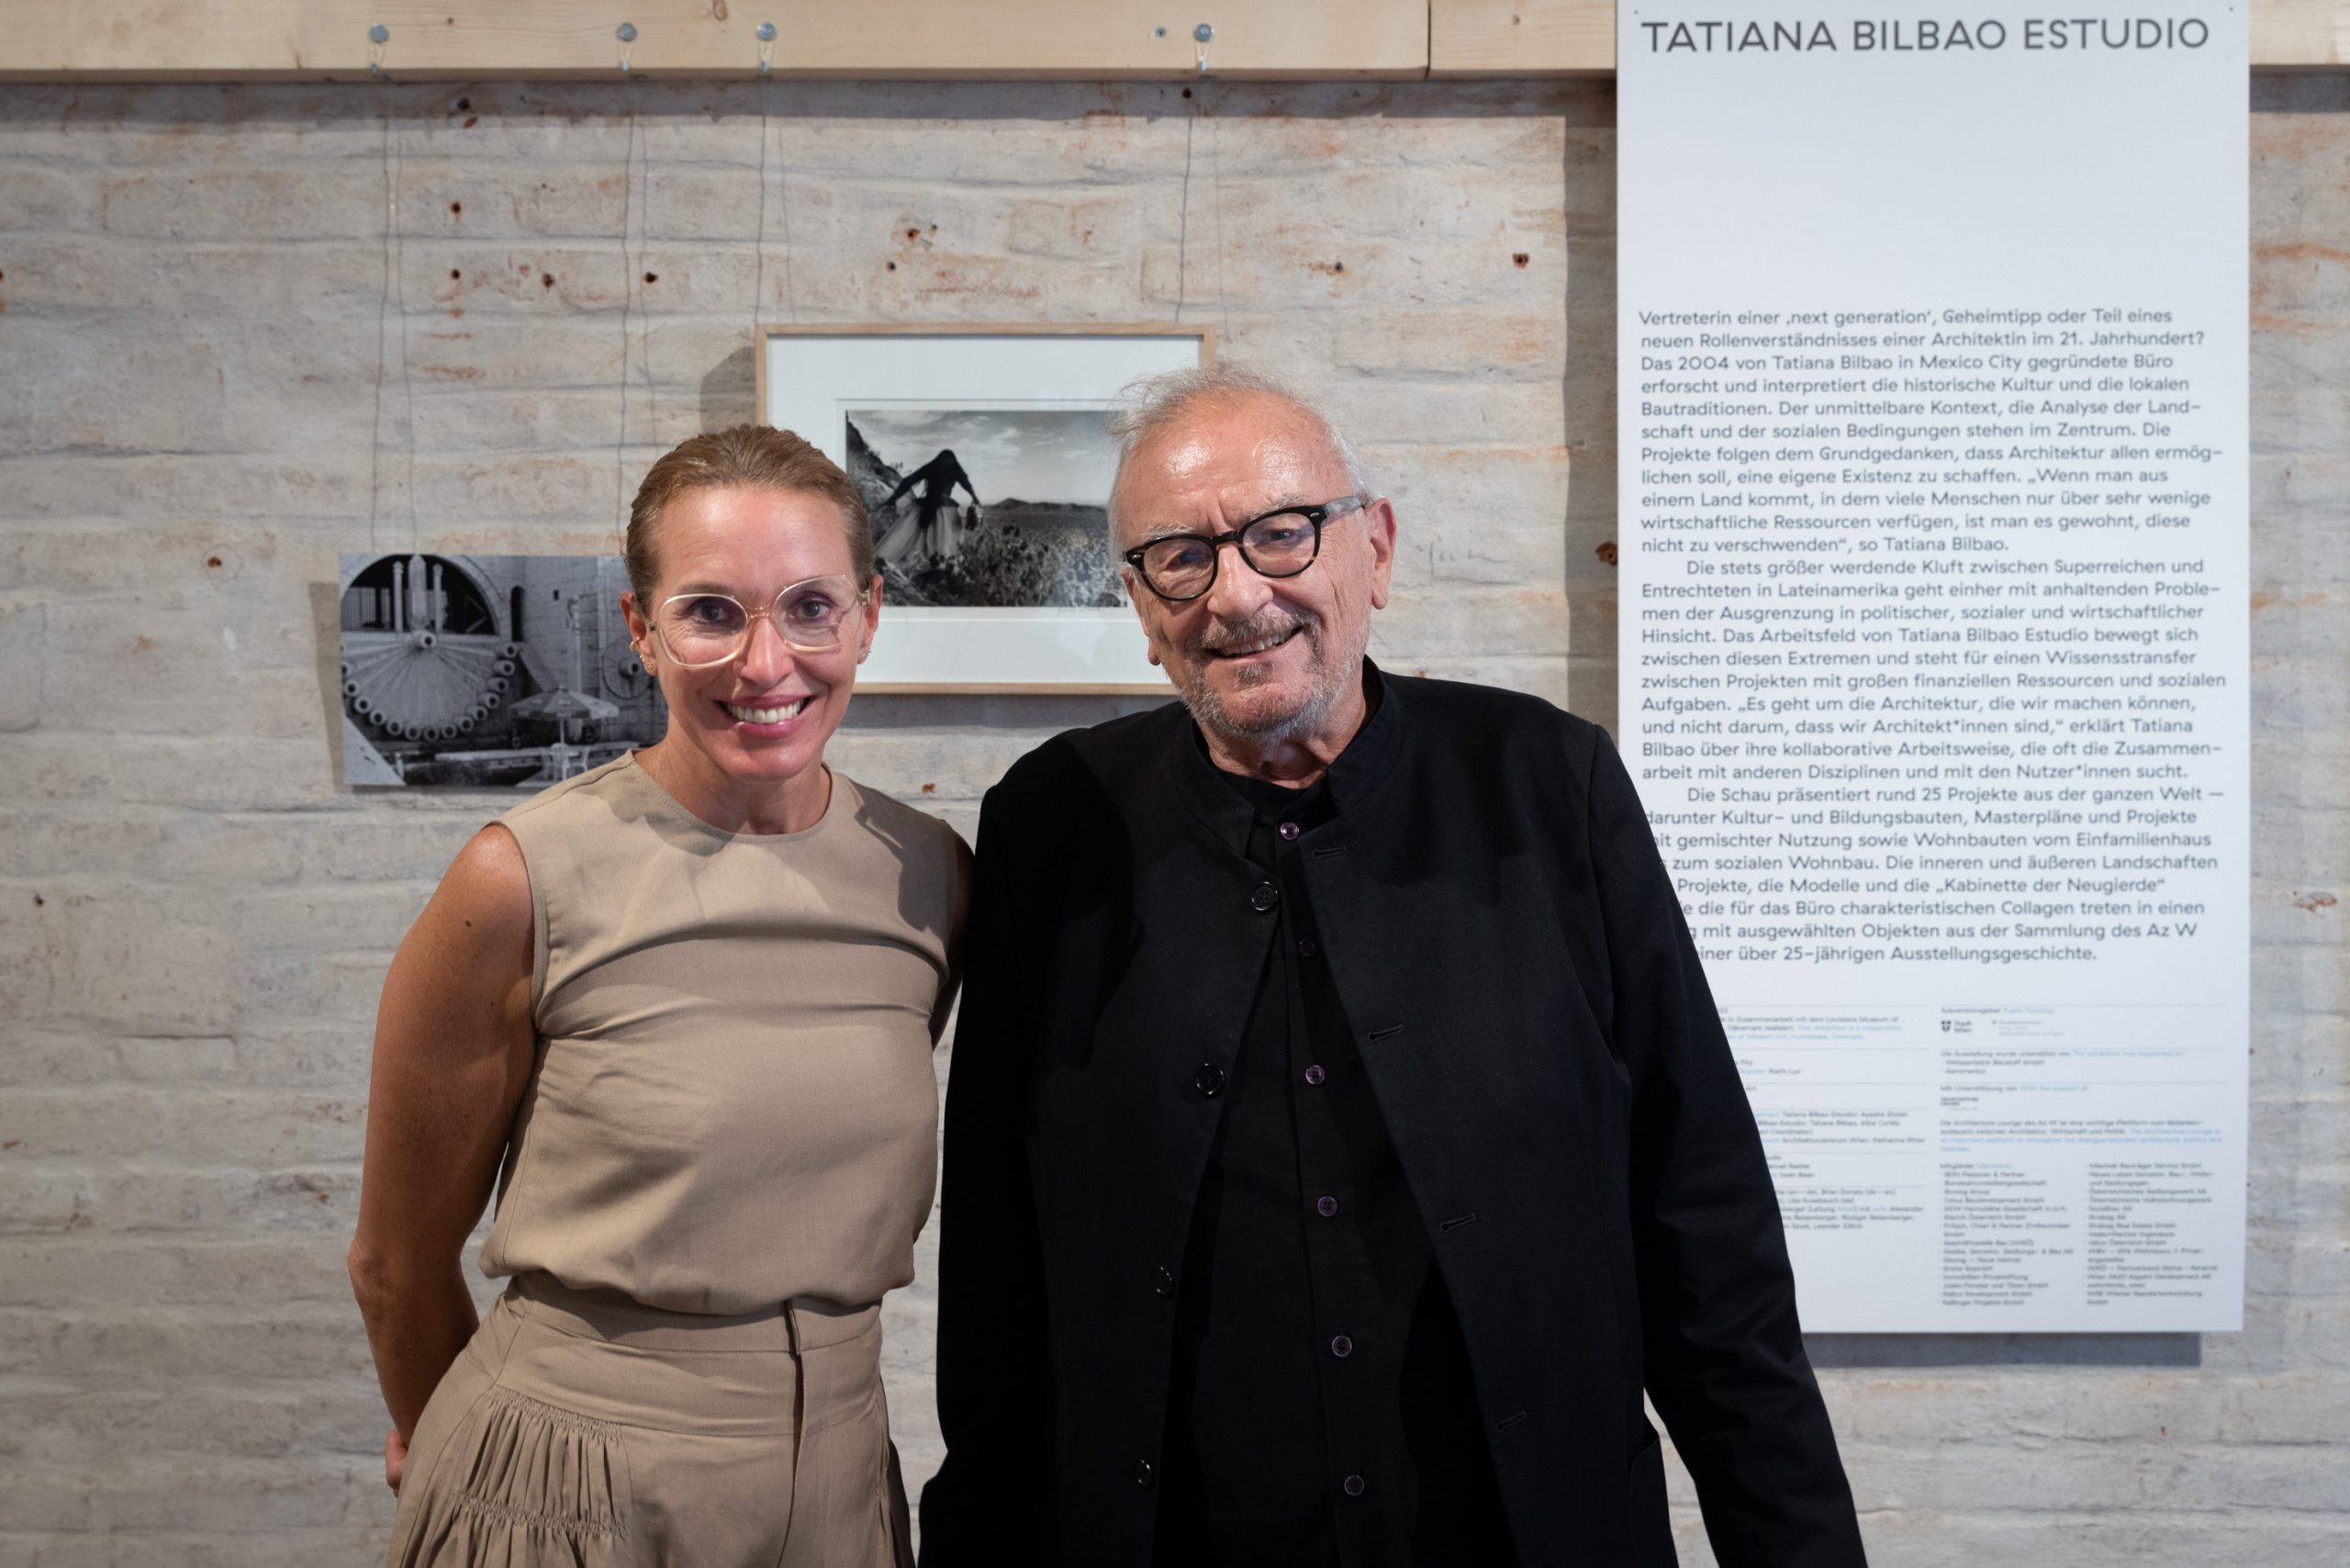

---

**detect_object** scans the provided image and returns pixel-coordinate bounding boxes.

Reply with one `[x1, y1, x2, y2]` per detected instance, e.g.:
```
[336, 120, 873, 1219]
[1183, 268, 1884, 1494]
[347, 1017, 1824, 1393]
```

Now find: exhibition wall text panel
[1619, 2, 2249, 1330]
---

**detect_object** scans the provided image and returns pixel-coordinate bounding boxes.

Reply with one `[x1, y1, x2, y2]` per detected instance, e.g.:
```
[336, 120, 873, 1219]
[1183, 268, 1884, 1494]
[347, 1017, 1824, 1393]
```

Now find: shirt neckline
[1169, 659, 1404, 857]
[619, 749, 848, 844]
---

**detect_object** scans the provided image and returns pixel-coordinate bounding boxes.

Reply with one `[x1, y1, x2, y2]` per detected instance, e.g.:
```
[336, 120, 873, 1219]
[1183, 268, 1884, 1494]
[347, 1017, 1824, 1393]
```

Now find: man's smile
[1207, 625, 1304, 661]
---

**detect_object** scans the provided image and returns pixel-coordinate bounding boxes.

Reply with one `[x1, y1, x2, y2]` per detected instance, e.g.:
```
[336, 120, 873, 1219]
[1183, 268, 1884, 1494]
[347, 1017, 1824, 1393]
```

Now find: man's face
[1114, 394, 1396, 745]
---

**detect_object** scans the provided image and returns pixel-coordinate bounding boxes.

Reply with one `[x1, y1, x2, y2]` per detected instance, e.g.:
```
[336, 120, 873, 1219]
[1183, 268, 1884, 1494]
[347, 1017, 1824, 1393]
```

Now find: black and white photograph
[337, 552, 663, 789]
[845, 406, 1126, 611]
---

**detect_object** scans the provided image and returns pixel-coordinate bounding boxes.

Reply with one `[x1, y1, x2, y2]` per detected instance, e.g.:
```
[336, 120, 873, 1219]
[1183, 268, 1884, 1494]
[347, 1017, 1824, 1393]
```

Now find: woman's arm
[347, 823, 538, 1485]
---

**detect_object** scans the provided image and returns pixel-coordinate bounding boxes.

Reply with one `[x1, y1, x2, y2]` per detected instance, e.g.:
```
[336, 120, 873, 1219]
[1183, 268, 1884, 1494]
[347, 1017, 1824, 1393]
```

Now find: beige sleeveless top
[480, 753, 962, 1315]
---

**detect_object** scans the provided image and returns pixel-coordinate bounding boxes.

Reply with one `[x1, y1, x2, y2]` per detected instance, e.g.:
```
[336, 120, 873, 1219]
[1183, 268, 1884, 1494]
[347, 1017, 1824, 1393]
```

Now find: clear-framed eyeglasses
[1123, 495, 1371, 603]
[649, 575, 870, 667]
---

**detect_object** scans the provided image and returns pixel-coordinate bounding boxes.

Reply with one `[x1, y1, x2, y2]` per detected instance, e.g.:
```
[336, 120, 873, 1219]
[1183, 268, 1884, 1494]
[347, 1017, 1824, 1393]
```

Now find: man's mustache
[1194, 608, 1318, 655]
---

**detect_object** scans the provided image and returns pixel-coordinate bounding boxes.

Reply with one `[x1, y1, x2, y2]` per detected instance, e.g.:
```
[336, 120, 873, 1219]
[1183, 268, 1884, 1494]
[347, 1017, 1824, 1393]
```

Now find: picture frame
[757, 322, 1214, 693]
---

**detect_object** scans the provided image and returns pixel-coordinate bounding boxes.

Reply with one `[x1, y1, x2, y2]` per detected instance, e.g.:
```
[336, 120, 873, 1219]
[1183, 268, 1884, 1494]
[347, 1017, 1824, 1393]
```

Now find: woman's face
[621, 486, 880, 792]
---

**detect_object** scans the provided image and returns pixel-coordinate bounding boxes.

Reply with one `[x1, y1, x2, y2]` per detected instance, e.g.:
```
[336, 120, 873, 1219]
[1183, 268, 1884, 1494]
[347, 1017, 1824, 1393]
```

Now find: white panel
[1619, 5, 2250, 1331]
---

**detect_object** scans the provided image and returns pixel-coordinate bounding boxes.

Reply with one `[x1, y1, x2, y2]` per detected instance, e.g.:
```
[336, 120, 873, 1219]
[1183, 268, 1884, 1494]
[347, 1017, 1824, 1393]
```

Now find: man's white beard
[1180, 611, 1357, 747]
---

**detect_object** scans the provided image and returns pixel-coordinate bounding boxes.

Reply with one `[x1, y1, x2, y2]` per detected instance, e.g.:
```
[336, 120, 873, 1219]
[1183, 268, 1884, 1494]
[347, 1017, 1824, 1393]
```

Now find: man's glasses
[649, 575, 868, 667]
[1123, 496, 1371, 602]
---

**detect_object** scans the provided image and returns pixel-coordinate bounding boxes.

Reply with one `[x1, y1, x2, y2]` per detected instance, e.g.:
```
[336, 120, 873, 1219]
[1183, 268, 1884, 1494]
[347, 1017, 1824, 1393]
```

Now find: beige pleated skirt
[386, 1274, 913, 1568]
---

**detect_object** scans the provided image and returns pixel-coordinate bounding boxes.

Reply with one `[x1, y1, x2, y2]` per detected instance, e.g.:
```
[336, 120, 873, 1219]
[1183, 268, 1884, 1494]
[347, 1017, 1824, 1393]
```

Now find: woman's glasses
[650, 575, 868, 667]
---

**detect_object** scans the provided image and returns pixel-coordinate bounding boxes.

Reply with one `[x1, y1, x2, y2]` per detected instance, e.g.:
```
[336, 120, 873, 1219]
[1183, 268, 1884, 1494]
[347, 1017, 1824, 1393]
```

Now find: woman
[348, 425, 967, 1568]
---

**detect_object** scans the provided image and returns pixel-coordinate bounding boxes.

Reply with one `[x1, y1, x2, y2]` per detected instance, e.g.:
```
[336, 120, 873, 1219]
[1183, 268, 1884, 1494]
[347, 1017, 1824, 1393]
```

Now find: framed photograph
[758, 323, 1213, 692]
[337, 550, 661, 789]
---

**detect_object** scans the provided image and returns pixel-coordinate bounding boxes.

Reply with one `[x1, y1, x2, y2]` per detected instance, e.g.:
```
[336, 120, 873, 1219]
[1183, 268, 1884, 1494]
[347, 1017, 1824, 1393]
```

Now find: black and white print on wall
[846, 406, 1125, 612]
[337, 551, 660, 790]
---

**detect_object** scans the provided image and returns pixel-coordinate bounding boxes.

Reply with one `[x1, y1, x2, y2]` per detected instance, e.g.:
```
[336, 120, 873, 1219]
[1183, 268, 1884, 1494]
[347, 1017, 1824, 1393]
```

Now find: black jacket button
[1151, 1266, 1176, 1297]
[1134, 1458, 1156, 1488]
[1193, 1063, 1225, 1098]
[1249, 882, 1280, 912]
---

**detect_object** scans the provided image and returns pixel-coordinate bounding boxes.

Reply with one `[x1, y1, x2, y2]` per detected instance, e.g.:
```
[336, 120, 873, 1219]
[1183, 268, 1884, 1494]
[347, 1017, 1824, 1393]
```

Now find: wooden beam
[5, 1, 2348, 81]
[1427, 0, 2350, 74]
[0, 0, 1428, 81]
[1430, 0, 1613, 76]
[2255, 0, 2350, 65]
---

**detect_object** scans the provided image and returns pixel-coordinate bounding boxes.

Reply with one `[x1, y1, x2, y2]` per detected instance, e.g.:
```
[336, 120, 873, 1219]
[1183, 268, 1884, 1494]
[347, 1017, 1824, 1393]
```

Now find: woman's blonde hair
[625, 424, 874, 599]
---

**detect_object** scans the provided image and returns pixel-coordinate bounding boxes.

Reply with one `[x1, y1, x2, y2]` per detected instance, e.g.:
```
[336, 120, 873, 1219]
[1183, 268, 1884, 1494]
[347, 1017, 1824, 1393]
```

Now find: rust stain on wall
[2249, 588, 2330, 613]
[2255, 241, 2350, 266]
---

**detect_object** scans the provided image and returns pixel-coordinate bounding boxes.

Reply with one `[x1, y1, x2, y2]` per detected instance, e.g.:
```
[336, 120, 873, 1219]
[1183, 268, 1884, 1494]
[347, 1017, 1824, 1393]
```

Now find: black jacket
[921, 669, 1865, 1566]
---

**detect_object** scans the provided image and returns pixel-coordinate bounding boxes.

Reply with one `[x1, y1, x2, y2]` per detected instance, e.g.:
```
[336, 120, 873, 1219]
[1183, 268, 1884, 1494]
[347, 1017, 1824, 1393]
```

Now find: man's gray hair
[1103, 364, 1373, 536]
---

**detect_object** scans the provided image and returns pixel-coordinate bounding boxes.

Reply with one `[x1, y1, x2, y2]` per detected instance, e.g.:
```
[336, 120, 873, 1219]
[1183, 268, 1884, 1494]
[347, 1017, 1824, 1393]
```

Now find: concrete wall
[0, 76, 2337, 1564]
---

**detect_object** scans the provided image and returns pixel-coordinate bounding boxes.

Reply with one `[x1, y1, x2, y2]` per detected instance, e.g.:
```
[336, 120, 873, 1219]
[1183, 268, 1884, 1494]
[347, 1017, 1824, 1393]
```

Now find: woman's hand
[385, 1427, 409, 1493]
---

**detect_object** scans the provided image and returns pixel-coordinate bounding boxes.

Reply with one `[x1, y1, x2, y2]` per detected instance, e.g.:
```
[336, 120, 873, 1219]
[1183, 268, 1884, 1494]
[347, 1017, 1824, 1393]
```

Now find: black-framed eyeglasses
[1122, 495, 1371, 602]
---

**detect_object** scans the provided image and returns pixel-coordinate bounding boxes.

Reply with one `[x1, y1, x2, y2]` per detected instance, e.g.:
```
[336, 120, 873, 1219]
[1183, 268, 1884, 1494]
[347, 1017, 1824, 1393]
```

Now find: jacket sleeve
[917, 777, 1057, 1563]
[1583, 728, 1869, 1567]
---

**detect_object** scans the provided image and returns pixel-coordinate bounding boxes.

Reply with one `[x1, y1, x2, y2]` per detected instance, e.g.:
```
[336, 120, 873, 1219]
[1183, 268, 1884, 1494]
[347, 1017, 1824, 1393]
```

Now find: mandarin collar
[1167, 659, 1404, 858]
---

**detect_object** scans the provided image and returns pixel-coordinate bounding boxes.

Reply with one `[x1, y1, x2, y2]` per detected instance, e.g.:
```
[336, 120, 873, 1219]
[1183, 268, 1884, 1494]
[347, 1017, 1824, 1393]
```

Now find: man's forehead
[1116, 398, 1347, 527]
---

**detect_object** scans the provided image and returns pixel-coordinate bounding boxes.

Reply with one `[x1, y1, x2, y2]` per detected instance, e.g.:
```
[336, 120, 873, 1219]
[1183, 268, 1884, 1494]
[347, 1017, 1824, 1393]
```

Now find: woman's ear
[620, 590, 655, 667]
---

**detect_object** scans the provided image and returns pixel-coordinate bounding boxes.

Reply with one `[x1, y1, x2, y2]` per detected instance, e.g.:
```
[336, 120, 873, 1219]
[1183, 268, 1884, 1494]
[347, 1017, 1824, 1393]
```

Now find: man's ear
[1364, 498, 1399, 611]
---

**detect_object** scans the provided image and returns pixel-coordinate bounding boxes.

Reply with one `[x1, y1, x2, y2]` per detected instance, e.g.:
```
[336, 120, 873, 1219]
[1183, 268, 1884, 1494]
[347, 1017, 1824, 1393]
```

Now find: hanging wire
[1208, 84, 1229, 341]
[751, 75, 772, 341]
[615, 80, 638, 542]
[775, 76, 799, 323]
[366, 85, 422, 554]
[370, 86, 394, 552]
[393, 87, 419, 547]
[368, 84, 419, 551]
[634, 84, 658, 457]
[1176, 86, 1197, 323]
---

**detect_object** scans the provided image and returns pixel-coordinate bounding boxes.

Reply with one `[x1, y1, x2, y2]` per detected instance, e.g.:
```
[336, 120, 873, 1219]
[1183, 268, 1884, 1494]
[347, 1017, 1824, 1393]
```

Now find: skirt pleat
[392, 1385, 630, 1568]
[385, 1282, 905, 1568]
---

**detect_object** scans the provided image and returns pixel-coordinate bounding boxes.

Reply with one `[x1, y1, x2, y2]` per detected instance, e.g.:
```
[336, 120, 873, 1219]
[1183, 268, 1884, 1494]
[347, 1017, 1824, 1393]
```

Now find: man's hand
[384, 1427, 408, 1493]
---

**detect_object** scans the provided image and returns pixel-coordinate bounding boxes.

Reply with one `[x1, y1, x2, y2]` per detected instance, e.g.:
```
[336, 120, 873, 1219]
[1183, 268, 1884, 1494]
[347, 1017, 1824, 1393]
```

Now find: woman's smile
[721, 694, 813, 731]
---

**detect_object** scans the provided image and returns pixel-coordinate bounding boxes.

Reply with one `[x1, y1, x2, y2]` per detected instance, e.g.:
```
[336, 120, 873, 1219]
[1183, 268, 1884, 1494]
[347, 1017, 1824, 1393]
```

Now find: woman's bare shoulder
[400, 823, 533, 985]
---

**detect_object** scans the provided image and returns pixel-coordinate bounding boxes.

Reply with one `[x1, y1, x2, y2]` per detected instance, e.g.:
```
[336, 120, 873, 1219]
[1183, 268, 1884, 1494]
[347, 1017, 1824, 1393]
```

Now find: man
[921, 366, 1865, 1566]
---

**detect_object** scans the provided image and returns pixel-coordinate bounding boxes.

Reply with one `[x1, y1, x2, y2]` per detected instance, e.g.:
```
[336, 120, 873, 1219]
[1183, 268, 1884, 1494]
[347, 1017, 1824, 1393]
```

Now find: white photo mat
[758, 325, 1213, 693]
